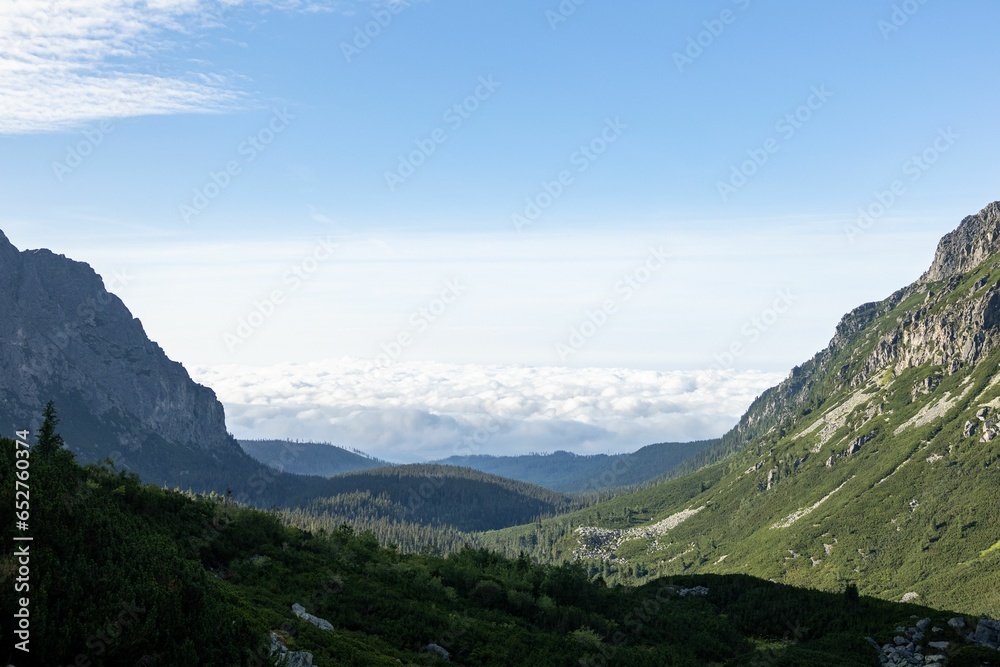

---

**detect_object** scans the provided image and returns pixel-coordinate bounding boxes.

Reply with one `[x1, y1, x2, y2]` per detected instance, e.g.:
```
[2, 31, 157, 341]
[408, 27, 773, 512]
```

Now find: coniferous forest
[3, 407, 994, 666]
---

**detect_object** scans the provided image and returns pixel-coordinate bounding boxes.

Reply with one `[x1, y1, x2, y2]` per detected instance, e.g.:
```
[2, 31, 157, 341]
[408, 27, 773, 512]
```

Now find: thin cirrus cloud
[191, 358, 785, 462]
[0, 0, 341, 134]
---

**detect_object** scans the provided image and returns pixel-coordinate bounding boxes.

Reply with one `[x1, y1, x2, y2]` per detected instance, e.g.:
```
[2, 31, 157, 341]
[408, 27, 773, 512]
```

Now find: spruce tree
[36, 400, 66, 456]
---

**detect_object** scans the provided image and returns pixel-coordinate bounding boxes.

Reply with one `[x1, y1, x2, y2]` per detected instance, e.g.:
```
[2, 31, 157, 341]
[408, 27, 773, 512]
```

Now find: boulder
[948, 617, 966, 630]
[974, 617, 1000, 649]
[292, 603, 334, 631]
[270, 632, 314, 667]
[978, 407, 991, 421]
[426, 643, 451, 661]
[926, 640, 949, 650]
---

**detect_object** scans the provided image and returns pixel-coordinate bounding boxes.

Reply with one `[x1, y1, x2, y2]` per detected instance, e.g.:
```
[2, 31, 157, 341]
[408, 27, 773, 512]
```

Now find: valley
[4, 202, 1000, 665]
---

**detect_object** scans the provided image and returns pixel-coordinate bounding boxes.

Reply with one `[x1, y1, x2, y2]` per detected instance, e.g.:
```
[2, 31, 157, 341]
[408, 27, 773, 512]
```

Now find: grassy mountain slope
[6, 433, 988, 667]
[239, 439, 388, 477]
[434, 440, 716, 493]
[481, 202, 1000, 618]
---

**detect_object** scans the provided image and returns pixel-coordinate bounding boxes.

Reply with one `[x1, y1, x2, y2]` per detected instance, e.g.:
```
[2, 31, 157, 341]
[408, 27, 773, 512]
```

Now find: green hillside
[239, 439, 388, 477]
[481, 205, 1000, 619]
[5, 419, 991, 667]
[434, 440, 716, 493]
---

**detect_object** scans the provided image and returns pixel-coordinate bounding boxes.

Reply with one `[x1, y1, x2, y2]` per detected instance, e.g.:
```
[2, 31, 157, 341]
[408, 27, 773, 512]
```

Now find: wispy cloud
[192, 358, 783, 462]
[0, 0, 341, 134]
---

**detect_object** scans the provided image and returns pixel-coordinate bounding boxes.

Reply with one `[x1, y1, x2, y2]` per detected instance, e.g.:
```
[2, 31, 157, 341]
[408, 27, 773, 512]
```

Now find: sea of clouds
[191, 359, 785, 462]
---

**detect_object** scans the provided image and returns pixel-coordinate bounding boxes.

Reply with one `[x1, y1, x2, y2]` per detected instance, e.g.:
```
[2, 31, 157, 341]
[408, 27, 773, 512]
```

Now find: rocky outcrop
[861, 276, 1000, 379]
[0, 230, 299, 500]
[425, 643, 450, 661]
[0, 230, 234, 455]
[270, 632, 314, 666]
[871, 616, 1000, 666]
[291, 603, 334, 631]
[692, 202, 1000, 470]
[974, 618, 1000, 649]
[922, 201, 1000, 282]
[825, 431, 875, 468]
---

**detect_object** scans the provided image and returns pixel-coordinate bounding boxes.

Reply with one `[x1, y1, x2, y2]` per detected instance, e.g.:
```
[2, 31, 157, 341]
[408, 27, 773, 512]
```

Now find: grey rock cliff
[0, 231, 232, 453]
[922, 201, 1000, 282]
[703, 201, 1000, 463]
[0, 230, 255, 491]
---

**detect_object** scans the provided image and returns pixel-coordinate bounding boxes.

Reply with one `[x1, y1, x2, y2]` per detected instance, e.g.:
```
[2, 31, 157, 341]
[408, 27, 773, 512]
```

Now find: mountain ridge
[0, 231, 237, 465]
[481, 201, 1000, 617]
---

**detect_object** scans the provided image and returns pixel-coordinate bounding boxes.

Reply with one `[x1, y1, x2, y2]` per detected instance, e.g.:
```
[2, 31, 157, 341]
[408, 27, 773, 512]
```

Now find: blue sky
[2, 0, 998, 456]
[3, 1, 997, 237]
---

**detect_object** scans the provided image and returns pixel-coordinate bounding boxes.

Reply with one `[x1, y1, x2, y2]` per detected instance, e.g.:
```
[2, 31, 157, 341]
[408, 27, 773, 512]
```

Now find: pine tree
[844, 583, 860, 615]
[36, 401, 66, 456]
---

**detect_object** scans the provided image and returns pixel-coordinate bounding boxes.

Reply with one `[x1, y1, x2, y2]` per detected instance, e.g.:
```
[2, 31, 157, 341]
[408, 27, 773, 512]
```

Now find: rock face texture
[705, 202, 1000, 462]
[0, 231, 232, 452]
[0, 230, 264, 494]
[922, 201, 1000, 282]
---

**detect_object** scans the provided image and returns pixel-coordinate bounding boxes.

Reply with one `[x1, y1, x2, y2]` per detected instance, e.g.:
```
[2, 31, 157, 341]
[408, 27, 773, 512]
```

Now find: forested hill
[240, 438, 716, 495]
[434, 440, 716, 493]
[7, 427, 994, 667]
[239, 439, 388, 477]
[288, 464, 581, 534]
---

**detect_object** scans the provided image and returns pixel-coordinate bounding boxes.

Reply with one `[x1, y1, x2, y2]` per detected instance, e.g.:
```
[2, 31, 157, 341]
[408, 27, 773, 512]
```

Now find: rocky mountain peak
[0, 231, 239, 473]
[922, 200, 1000, 282]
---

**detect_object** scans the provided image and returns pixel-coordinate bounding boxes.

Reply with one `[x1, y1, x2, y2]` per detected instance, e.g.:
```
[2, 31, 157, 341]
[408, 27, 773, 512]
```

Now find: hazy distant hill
[435, 440, 716, 493]
[239, 439, 388, 477]
[241, 435, 716, 494]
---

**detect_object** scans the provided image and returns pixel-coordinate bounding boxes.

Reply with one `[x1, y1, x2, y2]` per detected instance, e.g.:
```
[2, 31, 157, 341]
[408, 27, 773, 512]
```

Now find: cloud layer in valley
[192, 359, 784, 462]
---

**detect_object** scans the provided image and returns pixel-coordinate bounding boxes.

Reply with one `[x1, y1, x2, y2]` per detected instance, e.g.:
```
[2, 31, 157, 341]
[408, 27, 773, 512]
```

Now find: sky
[2, 0, 998, 460]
